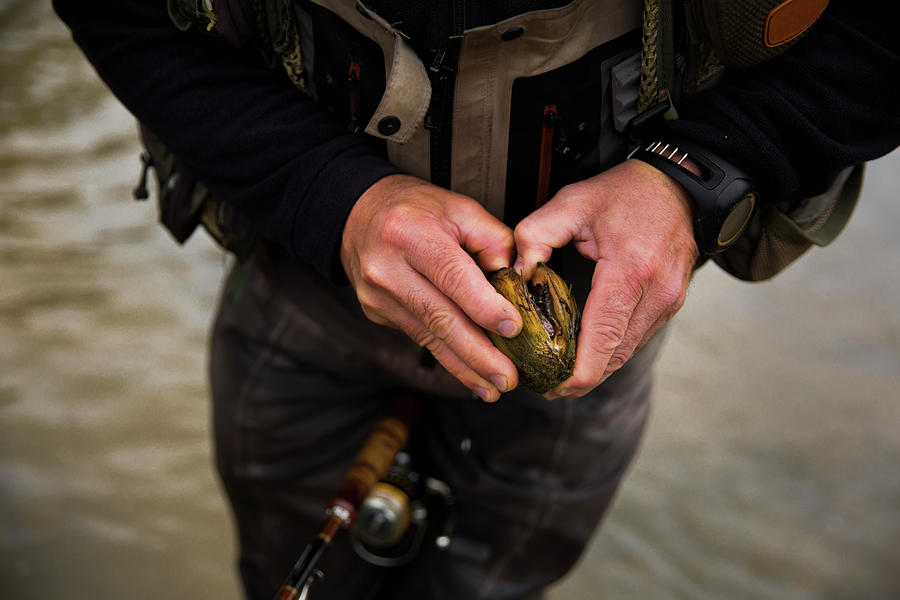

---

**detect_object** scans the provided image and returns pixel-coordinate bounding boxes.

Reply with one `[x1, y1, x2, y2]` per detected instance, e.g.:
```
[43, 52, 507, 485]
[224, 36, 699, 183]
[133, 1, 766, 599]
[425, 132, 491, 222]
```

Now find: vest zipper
[425, 1, 467, 189]
[418, 1, 467, 371]
[452, 0, 467, 38]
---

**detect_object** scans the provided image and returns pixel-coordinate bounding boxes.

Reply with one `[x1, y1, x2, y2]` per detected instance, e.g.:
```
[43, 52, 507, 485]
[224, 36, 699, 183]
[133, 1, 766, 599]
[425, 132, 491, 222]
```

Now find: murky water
[2, 3, 899, 599]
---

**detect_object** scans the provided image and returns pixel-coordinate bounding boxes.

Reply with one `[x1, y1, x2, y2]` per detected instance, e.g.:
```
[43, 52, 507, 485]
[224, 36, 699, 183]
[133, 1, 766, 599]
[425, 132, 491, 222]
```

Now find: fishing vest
[146, 0, 856, 281]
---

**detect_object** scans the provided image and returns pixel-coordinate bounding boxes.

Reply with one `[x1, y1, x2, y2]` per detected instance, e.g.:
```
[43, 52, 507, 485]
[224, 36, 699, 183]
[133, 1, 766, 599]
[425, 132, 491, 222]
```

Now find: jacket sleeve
[53, 0, 401, 282]
[663, 0, 900, 206]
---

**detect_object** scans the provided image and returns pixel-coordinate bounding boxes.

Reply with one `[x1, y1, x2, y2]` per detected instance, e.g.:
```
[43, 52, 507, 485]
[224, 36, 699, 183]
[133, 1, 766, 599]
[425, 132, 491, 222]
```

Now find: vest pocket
[299, 2, 386, 133]
[713, 165, 864, 281]
[503, 34, 638, 226]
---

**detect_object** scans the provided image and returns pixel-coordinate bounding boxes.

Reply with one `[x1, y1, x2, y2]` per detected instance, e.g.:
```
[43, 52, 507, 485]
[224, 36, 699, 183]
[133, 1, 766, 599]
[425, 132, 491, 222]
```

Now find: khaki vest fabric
[298, 0, 641, 220]
[160, 0, 861, 282]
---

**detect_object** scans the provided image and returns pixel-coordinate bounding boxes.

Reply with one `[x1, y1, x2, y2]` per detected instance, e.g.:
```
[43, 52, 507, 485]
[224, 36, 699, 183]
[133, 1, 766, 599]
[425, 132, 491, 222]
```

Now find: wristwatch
[630, 139, 758, 255]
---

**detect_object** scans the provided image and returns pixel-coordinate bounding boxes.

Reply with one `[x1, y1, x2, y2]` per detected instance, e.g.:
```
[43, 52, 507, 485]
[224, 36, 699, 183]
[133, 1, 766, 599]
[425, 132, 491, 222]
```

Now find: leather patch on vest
[764, 0, 829, 48]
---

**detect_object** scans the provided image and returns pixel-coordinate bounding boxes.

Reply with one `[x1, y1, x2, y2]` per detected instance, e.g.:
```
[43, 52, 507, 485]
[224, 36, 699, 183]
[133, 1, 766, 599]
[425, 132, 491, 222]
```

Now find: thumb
[452, 198, 516, 273]
[513, 205, 580, 279]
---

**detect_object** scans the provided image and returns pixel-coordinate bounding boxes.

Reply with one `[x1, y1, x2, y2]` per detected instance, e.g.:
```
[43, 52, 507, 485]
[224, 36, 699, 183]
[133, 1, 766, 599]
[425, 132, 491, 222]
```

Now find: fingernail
[490, 374, 508, 392]
[498, 319, 518, 338]
[473, 387, 493, 402]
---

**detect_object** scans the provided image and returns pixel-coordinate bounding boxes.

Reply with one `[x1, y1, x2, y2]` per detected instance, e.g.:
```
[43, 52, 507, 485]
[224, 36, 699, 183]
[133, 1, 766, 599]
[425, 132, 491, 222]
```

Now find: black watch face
[718, 192, 757, 247]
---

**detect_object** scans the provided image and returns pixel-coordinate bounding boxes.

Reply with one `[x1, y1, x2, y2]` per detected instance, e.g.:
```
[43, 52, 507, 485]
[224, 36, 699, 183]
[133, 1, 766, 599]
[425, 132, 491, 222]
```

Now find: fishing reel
[350, 450, 455, 567]
[273, 395, 474, 600]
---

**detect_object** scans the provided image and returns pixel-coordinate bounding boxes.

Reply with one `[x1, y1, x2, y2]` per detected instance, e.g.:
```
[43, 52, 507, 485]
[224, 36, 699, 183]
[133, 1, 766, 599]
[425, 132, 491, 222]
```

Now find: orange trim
[320, 514, 343, 541]
[764, 0, 829, 48]
[536, 104, 557, 208]
[275, 586, 300, 600]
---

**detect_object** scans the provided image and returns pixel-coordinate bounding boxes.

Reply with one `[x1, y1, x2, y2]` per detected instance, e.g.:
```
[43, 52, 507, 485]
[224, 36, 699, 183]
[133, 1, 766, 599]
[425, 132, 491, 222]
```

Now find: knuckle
[355, 287, 380, 311]
[674, 290, 687, 313]
[360, 304, 387, 326]
[627, 255, 658, 289]
[381, 205, 418, 246]
[659, 280, 687, 311]
[606, 350, 629, 374]
[418, 332, 438, 350]
[642, 268, 688, 317]
[359, 261, 389, 288]
[621, 277, 646, 307]
[564, 374, 597, 398]
[514, 218, 539, 242]
[404, 284, 428, 313]
[423, 309, 455, 342]
[431, 259, 468, 296]
[555, 182, 578, 200]
[588, 308, 630, 352]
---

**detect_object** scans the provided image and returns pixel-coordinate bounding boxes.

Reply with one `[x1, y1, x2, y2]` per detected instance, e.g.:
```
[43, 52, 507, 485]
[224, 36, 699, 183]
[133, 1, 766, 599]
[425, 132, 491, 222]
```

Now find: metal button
[501, 27, 524, 41]
[378, 115, 401, 135]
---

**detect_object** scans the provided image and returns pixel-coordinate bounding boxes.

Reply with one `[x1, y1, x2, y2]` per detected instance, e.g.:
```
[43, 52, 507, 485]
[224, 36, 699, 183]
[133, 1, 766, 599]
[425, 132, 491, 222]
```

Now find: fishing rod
[273, 393, 419, 600]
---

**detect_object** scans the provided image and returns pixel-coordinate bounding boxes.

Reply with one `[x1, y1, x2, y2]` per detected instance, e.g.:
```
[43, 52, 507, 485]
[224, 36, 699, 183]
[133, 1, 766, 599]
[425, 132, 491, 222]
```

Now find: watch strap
[630, 139, 758, 254]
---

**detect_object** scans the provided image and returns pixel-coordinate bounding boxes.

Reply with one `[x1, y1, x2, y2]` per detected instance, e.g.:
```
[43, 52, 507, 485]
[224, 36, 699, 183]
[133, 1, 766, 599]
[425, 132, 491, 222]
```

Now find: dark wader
[210, 245, 662, 600]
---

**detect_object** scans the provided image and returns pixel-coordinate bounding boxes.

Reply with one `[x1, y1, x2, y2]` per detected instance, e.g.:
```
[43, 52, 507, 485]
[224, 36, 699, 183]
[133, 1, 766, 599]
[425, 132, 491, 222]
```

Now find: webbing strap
[638, 0, 660, 113]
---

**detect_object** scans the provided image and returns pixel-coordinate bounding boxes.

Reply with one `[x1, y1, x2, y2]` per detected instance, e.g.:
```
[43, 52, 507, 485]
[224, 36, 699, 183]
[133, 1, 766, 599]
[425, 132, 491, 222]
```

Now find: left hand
[513, 159, 699, 398]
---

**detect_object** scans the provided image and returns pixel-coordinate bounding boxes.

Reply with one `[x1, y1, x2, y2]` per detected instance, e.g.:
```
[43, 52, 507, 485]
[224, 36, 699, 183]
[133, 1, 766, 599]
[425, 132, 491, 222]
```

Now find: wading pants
[209, 246, 662, 600]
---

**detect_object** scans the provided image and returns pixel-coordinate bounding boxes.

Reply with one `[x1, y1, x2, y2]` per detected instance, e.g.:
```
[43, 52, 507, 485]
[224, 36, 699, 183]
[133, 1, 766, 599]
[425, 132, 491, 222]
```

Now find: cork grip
[346, 417, 409, 490]
[331, 395, 418, 515]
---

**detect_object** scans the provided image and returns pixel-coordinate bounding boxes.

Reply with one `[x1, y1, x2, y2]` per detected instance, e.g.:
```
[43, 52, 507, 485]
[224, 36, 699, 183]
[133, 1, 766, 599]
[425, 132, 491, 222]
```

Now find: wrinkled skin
[514, 159, 698, 398]
[340, 174, 521, 403]
[341, 160, 698, 401]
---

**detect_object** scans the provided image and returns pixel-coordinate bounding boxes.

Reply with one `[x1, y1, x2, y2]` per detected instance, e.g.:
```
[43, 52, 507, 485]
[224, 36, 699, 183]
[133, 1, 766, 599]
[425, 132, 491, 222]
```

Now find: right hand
[340, 174, 522, 402]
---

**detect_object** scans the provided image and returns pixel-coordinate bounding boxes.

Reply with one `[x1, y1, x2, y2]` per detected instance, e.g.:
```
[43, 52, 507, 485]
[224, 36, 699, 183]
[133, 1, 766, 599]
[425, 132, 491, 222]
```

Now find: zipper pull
[133, 151, 153, 201]
[544, 109, 571, 158]
[429, 48, 448, 76]
[425, 49, 451, 131]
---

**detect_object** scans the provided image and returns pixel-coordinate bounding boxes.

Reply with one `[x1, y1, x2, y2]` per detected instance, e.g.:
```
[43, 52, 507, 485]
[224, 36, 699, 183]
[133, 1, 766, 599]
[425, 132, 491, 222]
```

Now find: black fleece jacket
[54, 0, 900, 282]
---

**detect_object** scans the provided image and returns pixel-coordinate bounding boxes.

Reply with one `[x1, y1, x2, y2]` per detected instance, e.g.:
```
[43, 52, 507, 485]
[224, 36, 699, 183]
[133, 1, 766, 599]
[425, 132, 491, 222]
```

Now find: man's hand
[514, 159, 699, 398]
[341, 174, 522, 402]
